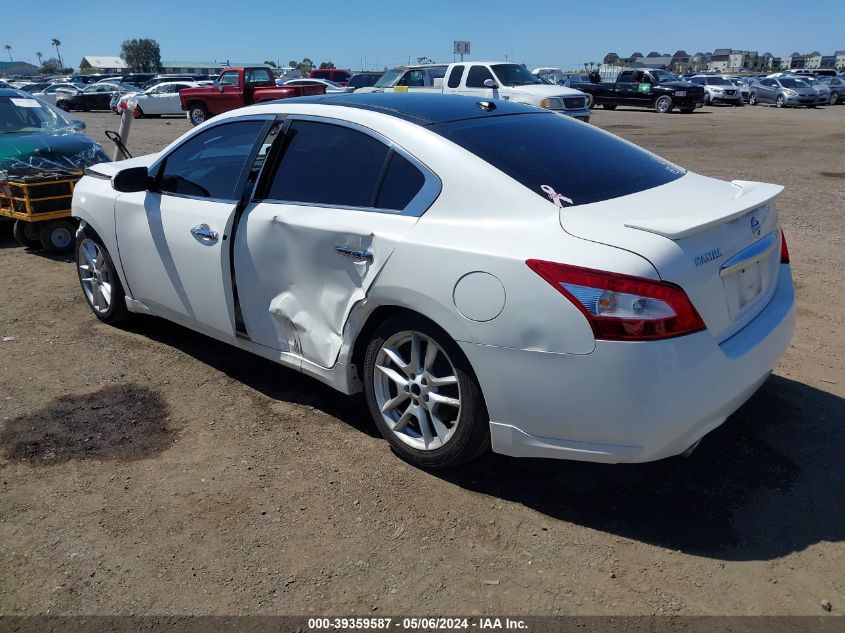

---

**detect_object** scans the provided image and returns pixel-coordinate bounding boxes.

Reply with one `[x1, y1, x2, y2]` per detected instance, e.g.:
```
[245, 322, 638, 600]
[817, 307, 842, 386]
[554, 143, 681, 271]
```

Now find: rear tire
[39, 219, 76, 254]
[363, 314, 489, 469]
[133, 106, 144, 119]
[679, 106, 695, 113]
[188, 103, 209, 126]
[602, 103, 617, 110]
[76, 231, 130, 324]
[12, 220, 41, 249]
[56, 100, 71, 111]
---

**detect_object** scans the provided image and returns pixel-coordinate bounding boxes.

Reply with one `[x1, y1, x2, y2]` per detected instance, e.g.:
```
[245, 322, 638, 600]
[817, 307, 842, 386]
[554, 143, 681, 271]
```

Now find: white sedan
[31, 83, 80, 106]
[117, 81, 200, 117]
[280, 78, 354, 93]
[71, 93, 795, 469]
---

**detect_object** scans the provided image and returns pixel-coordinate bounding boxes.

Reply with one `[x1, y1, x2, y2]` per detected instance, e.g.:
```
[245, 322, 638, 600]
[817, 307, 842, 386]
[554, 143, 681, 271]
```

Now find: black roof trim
[269, 92, 543, 126]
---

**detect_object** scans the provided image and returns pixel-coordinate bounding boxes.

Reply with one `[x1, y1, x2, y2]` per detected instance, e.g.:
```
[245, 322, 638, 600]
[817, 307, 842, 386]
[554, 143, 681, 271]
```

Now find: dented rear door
[232, 116, 440, 369]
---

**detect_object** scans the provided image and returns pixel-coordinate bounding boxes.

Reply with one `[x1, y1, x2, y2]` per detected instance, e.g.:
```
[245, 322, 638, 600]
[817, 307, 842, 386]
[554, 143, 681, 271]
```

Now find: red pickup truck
[179, 67, 325, 126]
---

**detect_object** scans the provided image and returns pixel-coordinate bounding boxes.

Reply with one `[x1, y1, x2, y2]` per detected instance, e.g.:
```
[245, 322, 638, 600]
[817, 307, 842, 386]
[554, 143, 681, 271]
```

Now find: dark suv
[348, 72, 384, 90]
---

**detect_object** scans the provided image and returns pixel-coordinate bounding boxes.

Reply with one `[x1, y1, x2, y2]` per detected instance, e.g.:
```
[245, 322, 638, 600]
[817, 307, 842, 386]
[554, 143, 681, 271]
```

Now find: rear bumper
[463, 264, 795, 463]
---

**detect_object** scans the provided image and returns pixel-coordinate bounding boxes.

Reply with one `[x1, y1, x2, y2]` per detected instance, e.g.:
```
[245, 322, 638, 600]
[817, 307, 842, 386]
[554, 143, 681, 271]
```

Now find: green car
[1, 88, 110, 253]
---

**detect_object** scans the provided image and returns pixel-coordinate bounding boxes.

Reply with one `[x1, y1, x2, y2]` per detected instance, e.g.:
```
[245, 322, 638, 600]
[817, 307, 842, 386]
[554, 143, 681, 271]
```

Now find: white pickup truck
[357, 62, 591, 122]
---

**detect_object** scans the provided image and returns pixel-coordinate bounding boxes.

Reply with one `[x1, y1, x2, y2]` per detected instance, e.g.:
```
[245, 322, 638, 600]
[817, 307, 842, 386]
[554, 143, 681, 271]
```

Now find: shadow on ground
[1, 384, 174, 463]
[106, 317, 845, 561]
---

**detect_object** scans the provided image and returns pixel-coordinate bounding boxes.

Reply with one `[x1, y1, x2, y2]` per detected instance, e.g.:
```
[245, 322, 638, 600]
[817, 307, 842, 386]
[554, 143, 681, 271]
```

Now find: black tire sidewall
[12, 220, 42, 248]
[76, 231, 130, 324]
[363, 314, 489, 469]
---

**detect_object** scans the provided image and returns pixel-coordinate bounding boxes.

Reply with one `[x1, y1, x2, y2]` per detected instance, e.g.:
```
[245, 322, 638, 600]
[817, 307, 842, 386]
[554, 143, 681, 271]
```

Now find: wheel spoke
[376, 364, 409, 388]
[382, 346, 411, 375]
[93, 285, 104, 311]
[423, 340, 438, 371]
[393, 405, 413, 432]
[429, 392, 460, 408]
[427, 373, 457, 387]
[410, 333, 422, 373]
[415, 406, 434, 447]
[100, 282, 112, 306]
[381, 391, 409, 414]
[83, 243, 97, 268]
[429, 409, 450, 444]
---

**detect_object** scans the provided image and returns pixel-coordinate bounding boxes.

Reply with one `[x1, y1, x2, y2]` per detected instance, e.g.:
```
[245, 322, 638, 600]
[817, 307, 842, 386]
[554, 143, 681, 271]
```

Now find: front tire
[39, 219, 75, 254]
[12, 220, 41, 249]
[749, 93, 758, 105]
[584, 93, 594, 109]
[76, 232, 130, 324]
[363, 314, 489, 469]
[654, 95, 673, 113]
[831, 91, 839, 105]
[776, 95, 785, 108]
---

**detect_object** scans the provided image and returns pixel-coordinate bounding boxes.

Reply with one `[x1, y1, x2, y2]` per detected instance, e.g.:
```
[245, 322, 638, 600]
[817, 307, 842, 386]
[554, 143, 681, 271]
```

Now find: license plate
[735, 262, 764, 310]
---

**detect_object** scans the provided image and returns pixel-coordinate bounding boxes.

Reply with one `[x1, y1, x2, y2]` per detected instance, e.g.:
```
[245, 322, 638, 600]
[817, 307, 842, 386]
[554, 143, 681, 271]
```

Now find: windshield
[781, 78, 810, 89]
[0, 95, 78, 134]
[650, 70, 680, 83]
[491, 64, 543, 86]
[432, 112, 685, 208]
[374, 69, 406, 88]
[707, 77, 732, 86]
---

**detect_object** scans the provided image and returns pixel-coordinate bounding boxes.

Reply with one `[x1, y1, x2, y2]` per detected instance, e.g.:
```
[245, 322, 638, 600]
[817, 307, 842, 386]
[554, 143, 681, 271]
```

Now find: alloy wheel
[78, 238, 113, 314]
[373, 330, 461, 451]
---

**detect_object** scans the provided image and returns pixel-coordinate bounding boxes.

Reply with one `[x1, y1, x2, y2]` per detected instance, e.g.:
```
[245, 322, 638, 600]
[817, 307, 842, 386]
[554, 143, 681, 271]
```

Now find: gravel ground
[0, 103, 843, 616]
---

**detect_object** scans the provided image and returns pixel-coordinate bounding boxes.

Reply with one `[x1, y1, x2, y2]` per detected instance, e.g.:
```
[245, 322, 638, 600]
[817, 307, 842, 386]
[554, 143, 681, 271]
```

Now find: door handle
[191, 224, 219, 241]
[334, 245, 373, 263]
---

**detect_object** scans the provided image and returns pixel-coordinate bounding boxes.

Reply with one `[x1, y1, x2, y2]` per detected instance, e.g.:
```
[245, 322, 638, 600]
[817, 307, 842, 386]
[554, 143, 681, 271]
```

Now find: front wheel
[188, 103, 209, 126]
[831, 91, 839, 105]
[776, 95, 785, 108]
[654, 95, 673, 113]
[749, 93, 758, 105]
[12, 220, 41, 248]
[584, 93, 594, 109]
[39, 219, 76, 254]
[76, 232, 130, 324]
[363, 314, 489, 469]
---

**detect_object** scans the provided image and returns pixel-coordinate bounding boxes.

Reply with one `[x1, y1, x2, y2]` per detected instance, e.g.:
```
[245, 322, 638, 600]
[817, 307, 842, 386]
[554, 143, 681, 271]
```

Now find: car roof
[277, 92, 541, 125]
[0, 88, 27, 97]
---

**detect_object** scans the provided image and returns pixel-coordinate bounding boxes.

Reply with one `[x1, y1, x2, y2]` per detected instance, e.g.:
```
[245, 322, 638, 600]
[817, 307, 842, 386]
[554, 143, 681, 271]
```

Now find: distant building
[836, 51, 845, 70]
[804, 52, 822, 69]
[603, 52, 620, 65]
[0, 60, 41, 76]
[79, 56, 128, 73]
[160, 61, 265, 75]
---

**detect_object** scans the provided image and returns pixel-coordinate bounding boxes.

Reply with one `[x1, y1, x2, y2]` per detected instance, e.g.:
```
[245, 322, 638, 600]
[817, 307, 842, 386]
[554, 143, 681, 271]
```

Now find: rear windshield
[432, 113, 685, 207]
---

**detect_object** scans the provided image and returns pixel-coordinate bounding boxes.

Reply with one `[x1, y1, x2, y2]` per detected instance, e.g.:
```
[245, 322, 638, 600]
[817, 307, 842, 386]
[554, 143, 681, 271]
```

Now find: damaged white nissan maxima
[72, 93, 795, 469]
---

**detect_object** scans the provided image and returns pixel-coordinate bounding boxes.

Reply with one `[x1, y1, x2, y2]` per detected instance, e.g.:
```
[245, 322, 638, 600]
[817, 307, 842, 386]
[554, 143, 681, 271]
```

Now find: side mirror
[483, 78, 499, 89]
[69, 120, 86, 132]
[112, 166, 149, 193]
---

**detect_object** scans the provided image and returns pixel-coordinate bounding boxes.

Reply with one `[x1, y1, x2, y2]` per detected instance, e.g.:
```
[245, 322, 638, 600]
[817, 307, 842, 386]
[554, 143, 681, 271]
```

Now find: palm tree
[4, 45, 12, 62]
[36, 52, 43, 67]
[51, 38, 63, 70]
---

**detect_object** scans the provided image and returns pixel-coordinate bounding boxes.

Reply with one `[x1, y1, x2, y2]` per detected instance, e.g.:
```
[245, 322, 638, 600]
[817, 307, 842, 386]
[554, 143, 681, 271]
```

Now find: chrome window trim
[256, 114, 442, 217]
[149, 114, 277, 204]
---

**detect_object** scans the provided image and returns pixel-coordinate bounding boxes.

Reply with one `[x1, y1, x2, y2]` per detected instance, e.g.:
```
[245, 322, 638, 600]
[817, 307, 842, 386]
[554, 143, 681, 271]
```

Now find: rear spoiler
[623, 181, 784, 240]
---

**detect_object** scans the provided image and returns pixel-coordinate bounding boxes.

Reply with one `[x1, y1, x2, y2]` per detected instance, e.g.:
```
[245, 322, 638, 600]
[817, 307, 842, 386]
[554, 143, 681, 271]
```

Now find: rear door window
[265, 120, 390, 207]
[447, 65, 465, 88]
[466, 65, 495, 88]
[432, 113, 685, 208]
[375, 153, 425, 210]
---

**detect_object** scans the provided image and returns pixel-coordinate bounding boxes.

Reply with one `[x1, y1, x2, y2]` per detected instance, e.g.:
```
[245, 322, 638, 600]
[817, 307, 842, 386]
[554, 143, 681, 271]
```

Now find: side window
[375, 153, 425, 210]
[447, 65, 465, 88]
[466, 65, 495, 88]
[219, 71, 239, 86]
[266, 121, 390, 207]
[617, 71, 634, 83]
[425, 67, 447, 87]
[157, 120, 266, 200]
[246, 69, 272, 84]
[398, 70, 425, 87]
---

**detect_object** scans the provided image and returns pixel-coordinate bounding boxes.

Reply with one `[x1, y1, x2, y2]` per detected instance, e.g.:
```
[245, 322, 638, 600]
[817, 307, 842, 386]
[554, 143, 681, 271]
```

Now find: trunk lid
[560, 173, 783, 341]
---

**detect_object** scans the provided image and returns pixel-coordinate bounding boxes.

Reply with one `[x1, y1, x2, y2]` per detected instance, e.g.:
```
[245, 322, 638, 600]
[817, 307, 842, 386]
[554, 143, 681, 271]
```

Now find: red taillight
[780, 229, 790, 264]
[526, 260, 706, 341]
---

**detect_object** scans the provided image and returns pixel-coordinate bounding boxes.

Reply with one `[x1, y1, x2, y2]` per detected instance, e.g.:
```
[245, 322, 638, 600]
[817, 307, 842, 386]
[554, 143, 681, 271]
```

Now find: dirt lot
[1, 104, 843, 617]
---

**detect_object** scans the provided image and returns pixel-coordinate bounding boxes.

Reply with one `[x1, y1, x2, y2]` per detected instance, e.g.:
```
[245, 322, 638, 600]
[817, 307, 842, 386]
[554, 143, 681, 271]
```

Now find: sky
[3, 0, 844, 72]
